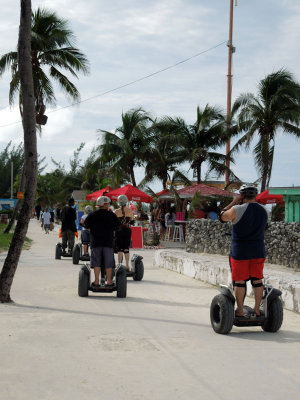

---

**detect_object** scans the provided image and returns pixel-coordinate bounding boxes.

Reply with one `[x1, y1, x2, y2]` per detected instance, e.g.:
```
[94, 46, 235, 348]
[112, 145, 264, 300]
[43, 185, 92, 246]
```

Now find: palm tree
[231, 69, 300, 192]
[139, 121, 188, 189]
[0, 0, 37, 302]
[155, 105, 236, 184]
[98, 107, 152, 187]
[0, 7, 89, 125]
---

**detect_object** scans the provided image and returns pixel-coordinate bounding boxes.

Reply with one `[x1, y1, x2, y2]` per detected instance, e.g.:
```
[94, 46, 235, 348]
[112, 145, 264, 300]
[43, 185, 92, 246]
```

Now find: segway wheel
[262, 297, 283, 332]
[210, 294, 234, 334]
[78, 269, 89, 297]
[55, 243, 62, 260]
[72, 244, 80, 265]
[116, 269, 127, 298]
[133, 260, 144, 281]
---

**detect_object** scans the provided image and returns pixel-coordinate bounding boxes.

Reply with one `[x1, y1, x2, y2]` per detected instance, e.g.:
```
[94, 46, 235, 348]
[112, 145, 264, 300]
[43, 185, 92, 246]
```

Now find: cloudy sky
[0, 0, 300, 191]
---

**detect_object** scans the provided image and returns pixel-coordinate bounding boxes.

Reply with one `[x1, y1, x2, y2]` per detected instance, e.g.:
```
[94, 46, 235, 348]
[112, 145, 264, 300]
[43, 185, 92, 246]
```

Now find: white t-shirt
[80, 214, 88, 230]
[42, 211, 51, 225]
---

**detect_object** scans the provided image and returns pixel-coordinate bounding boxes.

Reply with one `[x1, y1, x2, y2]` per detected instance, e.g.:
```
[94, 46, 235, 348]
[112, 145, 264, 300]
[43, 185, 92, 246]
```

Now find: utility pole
[225, 0, 237, 185]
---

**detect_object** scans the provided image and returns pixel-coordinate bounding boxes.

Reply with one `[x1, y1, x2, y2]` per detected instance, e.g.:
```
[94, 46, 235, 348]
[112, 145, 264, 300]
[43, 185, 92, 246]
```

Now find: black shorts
[90, 247, 114, 269]
[116, 227, 131, 251]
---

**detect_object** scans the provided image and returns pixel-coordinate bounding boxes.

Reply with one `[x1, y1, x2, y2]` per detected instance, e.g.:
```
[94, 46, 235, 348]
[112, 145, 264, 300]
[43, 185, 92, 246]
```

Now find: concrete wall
[186, 219, 300, 269]
[154, 250, 300, 314]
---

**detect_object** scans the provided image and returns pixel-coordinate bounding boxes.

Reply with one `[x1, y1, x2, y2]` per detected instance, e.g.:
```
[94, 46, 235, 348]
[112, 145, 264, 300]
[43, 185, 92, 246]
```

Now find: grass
[0, 224, 32, 253]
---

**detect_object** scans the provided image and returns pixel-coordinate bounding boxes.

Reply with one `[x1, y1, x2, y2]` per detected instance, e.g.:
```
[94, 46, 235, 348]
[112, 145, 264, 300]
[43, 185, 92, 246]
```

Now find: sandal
[105, 283, 114, 288]
[91, 282, 100, 288]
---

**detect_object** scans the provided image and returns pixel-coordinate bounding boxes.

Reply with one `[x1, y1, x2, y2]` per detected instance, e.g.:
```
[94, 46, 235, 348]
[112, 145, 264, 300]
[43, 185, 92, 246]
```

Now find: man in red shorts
[219, 184, 268, 317]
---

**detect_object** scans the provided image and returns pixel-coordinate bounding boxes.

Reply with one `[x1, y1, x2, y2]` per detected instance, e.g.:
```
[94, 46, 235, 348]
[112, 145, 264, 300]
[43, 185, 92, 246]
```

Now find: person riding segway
[210, 184, 283, 334]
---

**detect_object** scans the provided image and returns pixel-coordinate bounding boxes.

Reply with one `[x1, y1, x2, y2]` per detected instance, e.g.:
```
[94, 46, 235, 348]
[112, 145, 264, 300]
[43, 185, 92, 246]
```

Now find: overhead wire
[0, 40, 226, 129]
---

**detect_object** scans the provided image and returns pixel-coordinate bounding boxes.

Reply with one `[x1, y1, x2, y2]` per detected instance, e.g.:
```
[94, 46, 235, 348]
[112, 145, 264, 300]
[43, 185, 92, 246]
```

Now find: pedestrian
[84, 196, 120, 287]
[114, 195, 134, 271]
[219, 184, 268, 317]
[79, 205, 93, 260]
[42, 208, 51, 234]
[61, 198, 77, 255]
[35, 204, 41, 220]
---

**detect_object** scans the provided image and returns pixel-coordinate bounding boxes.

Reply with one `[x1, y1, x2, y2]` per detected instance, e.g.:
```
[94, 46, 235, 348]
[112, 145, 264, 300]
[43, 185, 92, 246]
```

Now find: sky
[0, 0, 300, 192]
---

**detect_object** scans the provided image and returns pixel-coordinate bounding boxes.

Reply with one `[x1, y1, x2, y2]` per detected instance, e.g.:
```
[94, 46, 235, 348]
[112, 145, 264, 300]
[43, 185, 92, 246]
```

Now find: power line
[0, 40, 226, 129]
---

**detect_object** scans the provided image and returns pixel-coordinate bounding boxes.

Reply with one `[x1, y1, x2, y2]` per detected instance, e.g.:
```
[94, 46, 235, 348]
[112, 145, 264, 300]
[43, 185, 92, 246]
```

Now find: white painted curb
[154, 250, 300, 314]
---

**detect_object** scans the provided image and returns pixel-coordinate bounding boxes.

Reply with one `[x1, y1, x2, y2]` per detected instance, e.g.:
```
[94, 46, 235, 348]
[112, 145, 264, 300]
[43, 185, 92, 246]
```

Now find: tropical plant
[154, 105, 238, 184]
[0, 142, 24, 198]
[0, 0, 37, 302]
[98, 107, 152, 187]
[139, 119, 187, 189]
[0, 7, 89, 125]
[231, 69, 300, 192]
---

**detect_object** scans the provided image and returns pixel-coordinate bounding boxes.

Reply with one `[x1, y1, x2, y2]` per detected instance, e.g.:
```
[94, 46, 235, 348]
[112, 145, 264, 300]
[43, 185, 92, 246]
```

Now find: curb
[154, 250, 300, 314]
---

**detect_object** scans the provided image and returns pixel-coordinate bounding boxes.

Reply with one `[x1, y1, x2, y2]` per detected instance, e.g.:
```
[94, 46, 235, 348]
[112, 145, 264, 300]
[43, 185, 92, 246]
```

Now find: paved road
[1, 219, 300, 400]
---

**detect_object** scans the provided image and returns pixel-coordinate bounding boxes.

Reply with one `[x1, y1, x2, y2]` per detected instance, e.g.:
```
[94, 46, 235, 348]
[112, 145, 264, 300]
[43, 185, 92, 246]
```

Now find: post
[225, 0, 235, 185]
[11, 162, 13, 198]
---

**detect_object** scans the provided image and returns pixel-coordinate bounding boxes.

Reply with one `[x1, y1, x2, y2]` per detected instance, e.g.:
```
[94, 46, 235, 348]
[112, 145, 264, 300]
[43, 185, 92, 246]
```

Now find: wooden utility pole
[225, 0, 236, 185]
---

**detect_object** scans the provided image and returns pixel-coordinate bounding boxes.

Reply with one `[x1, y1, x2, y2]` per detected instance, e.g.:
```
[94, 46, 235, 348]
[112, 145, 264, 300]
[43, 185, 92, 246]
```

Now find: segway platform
[72, 243, 90, 264]
[210, 284, 283, 334]
[127, 254, 144, 281]
[234, 305, 265, 327]
[78, 263, 127, 298]
[55, 243, 73, 259]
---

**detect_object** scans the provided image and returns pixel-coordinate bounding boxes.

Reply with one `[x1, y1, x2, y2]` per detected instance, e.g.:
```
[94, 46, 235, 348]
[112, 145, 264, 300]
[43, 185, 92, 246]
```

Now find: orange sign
[17, 192, 24, 199]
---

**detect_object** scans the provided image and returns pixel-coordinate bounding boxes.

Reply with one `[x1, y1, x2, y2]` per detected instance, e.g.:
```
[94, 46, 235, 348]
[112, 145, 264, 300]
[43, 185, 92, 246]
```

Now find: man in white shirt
[42, 208, 51, 234]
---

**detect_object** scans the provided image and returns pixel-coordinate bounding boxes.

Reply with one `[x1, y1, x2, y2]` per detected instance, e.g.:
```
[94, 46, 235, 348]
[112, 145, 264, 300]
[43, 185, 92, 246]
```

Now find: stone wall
[186, 219, 300, 269]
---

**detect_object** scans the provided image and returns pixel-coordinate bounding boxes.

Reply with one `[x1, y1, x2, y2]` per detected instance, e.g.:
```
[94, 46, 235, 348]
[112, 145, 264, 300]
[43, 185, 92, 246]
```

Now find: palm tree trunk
[129, 165, 136, 187]
[0, 0, 37, 303]
[196, 164, 201, 184]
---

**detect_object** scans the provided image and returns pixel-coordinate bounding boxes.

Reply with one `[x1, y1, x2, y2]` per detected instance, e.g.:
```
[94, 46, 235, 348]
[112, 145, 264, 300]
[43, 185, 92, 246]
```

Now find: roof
[177, 183, 235, 198]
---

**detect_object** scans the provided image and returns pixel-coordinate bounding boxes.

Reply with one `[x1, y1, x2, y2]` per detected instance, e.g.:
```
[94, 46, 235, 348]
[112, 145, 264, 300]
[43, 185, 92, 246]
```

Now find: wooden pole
[225, 0, 235, 185]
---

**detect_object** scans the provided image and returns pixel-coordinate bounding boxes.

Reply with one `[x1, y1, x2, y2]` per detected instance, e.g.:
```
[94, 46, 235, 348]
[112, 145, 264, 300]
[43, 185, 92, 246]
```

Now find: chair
[173, 224, 184, 242]
[164, 225, 174, 241]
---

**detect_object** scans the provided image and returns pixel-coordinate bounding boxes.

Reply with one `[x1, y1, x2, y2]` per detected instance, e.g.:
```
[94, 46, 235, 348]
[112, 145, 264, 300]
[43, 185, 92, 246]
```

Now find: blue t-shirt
[230, 202, 268, 260]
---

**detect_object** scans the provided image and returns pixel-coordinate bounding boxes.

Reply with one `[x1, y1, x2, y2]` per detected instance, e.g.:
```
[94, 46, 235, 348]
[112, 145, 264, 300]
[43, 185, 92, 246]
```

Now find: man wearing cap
[219, 184, 268, 318]
[84, 196, 120, 287]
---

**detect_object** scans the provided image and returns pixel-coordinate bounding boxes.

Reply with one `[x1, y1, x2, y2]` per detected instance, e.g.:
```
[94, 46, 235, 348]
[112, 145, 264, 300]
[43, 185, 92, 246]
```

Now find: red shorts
[230, 257, 265, 281]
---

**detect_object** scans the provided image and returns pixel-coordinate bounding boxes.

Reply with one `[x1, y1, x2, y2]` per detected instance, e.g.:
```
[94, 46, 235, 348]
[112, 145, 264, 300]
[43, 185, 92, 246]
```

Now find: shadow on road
[135, 279, 213, 290]
[7, 302, 210, 329]
[228, 329, 300, 343]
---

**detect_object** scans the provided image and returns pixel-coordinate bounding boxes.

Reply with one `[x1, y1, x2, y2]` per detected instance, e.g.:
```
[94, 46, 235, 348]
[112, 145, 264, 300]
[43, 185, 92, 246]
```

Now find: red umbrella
[106, 184, 153, 203]
[256, 190, 284, 204]
[86, 186, 112, 201]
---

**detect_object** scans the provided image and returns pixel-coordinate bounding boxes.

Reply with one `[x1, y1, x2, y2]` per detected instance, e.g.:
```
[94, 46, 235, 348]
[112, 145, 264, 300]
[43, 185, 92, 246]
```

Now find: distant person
[79, 205, 93, 260]
[114, 195, 134, 271]
[84, 196, 120, 287]
[35, 204, 42, 220]
[219, 184, 268, 317]
[56, 205, 61, 223]
[61, 198, 77, 255]
[165, 207, 176, 227]
[42, 208, 51, 234]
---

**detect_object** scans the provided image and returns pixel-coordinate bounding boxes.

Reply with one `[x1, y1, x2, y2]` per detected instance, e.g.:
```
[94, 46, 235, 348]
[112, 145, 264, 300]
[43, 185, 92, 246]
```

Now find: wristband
[217, 210, 226, 223]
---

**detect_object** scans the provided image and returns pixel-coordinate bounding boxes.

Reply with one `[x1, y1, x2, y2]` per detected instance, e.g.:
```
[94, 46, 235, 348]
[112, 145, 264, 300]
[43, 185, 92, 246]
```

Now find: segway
[72, 243, 90, 264]
[55, 243, 73, 260]
[78, 263, 127, 298]
[210, 281, 283, 334]
[127, 254, 144, 281]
